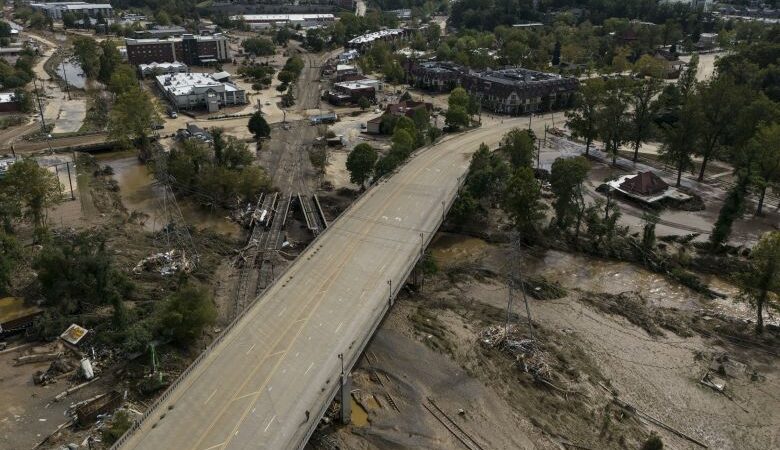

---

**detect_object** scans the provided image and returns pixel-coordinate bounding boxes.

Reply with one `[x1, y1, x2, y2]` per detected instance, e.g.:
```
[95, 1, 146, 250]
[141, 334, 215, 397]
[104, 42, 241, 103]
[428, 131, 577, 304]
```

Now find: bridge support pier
[339, 373, 352, 424]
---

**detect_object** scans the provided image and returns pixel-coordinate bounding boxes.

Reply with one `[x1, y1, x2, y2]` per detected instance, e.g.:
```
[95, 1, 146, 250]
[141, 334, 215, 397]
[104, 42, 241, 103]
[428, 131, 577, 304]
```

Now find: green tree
[628, 78, 661, 162]
[633, 54, 666, 79]
[277, 70, 294, 84]
[677, 54, 699, 101]
[0, 231, 19, 294]
[274, 27, 293, 46]
[13, 88, 33, 113]
[155, 10, 171, 26]
[566, 79, 605, 156]
[642, 210, 660, 250]
[391, 128, 415, 158]
[98, 40, 122, 84]
[62, 12, 76, 29]
[73, 36, 101, 78]
[502, 128, 535, 169]
[346, 143, 378, 188]
[694, 76, 747, 181]
[596, 86, 629, 165]
[242, 37, 275, 56]
[248, 111, 271, 140]
[550, 156, 590, 239]
[34, 233, 132, 324]
[747, 124, 780, 215]
[357, 96, 370, 111]
[219, 135, 254, 169]
[0, 158, 61, 236]
[158, 282, 216, 345]
[107, 64, 138, 96]
[658, 99, 699, 187]
[502, 167, 546, 238]
[464, 143, 509, 204]
[710, 175, 750, 249]
[446, 87, 471, 129]
[108, 87, 160, 157]
[738, 231, 780, 333]
[445, 106, 469, 129]
[309, 147, 327, 175]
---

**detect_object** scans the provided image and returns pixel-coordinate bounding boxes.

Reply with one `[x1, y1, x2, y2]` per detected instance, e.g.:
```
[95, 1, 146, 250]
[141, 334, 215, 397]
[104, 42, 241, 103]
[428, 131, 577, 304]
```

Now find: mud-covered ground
[316, 234, 780, 450]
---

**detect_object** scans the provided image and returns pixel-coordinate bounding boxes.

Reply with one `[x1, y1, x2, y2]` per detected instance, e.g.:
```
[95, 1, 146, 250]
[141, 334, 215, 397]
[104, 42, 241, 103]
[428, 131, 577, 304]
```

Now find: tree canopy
[346, 143, 378, 188]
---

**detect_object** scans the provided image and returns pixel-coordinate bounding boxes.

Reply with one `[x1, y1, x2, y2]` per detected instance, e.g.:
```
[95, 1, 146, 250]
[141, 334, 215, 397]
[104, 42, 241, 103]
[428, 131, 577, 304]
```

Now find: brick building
[409, 61, 578, 115]
[125, 34, 230, 66]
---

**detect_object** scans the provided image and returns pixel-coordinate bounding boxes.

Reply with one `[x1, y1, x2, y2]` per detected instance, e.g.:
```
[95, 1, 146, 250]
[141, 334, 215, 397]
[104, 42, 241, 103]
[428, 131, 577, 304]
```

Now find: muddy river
[431, 233, 775, 326]
[99, 153, 241, 238]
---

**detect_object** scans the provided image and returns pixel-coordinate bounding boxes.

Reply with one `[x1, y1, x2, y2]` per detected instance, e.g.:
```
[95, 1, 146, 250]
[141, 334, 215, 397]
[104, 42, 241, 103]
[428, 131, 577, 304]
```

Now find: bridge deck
[115, 122, 521, 450]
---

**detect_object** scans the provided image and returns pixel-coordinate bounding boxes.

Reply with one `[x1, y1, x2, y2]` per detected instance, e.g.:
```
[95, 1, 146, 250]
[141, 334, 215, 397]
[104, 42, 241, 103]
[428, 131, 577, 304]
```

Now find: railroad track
[423, 397, 485, 450]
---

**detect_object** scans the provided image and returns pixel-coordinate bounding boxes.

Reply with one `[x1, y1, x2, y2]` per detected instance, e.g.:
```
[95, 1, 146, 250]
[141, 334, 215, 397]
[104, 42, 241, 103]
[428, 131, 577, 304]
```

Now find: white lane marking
[277, 306, 287, 317]
[245, 344, 256, 355]
[268, 386, 272, 392]
[295, 352, 300, 357]
[264, 415, 276, 433]
[268, 350, 285, 358]
[304, 362, 314, 375]
[335, 321, 343, 334]
[202, 442, 225, 450]
[205, 389, 217, 405]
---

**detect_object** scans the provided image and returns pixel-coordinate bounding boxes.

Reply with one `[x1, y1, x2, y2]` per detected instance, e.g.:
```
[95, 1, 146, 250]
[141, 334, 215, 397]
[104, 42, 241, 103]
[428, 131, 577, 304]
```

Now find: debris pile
[522, 276, 567, 300]
[32, 358, 77, 385]
[479, 324, 551, 380]
[133, 250, 194, 276]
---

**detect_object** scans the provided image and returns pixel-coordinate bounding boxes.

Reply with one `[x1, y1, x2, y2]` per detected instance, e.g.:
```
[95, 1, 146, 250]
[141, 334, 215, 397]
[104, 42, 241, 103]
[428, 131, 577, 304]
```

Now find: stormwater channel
[57, 59, 86, 89]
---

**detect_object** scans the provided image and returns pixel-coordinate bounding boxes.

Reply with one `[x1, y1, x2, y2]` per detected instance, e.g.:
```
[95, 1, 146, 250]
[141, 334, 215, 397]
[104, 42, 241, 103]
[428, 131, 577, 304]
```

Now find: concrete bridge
[113, 119, 529, 450]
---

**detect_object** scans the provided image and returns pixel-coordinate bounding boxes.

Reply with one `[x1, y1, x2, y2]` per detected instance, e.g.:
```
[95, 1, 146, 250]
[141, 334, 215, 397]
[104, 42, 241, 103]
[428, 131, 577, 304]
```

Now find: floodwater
[430, 233, 776, 326]
[101, 153, 241, 237]
[431, 234, 491, 268]
[57, 59, 86, 89]
[350, 398, 369, 427]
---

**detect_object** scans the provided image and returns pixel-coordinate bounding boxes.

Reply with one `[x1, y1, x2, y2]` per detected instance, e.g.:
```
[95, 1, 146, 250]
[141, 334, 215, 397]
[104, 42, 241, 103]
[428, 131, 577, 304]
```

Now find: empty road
[114, 117, 539, 450]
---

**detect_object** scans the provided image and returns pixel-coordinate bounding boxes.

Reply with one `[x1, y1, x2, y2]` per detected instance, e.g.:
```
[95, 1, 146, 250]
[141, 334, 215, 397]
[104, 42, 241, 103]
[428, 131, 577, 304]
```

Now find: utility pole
[32, 78, 47, 132]
[60, 58, 71, 100]
[506, 231, 534, 340]
[66, 161, 75, 200]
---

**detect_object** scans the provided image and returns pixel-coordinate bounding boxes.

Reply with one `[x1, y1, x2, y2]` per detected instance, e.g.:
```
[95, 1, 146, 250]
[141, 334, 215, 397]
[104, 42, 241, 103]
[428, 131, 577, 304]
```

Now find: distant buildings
[139, 62, 188, 77]
[29, 2, 113, 20]
[125, 34, 230, 66]
[653, 50, 685, 78]
[231, 14, 335, 29]
[409, 61, 578, 115]
[326, 81, 377, 105]
[366, 100, 432, 134]
[156, 72, 246, 112]
[133, 25, 187, 39]
[0, 92, 21, 113]
[336, 49, 359, 63]
[661, 0, 714, 12]
[346, 29, 409, 50]
[697, 32, 719, 49]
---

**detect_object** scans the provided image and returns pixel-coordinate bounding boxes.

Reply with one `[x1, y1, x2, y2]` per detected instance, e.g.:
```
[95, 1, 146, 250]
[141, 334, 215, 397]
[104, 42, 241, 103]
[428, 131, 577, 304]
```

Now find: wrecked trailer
[75, 390, 123, 427]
